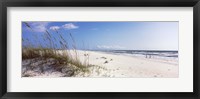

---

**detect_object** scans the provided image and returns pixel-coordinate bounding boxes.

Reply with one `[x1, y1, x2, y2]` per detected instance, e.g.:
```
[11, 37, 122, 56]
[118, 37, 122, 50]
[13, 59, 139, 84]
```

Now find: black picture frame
[0, 0, 200, 99]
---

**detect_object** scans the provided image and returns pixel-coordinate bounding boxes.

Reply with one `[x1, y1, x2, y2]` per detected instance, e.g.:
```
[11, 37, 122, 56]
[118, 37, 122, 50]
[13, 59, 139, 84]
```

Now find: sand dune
[22, 50, 178, 78]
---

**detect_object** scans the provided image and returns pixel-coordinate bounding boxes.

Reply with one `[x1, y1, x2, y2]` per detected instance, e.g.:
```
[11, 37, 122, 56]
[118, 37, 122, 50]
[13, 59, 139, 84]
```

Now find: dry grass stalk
[22, 22, 90, 72]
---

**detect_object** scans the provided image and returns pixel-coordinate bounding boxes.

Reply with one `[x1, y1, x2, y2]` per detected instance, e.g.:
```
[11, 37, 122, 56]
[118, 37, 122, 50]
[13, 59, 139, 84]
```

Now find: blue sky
[22, 21, 178, 50]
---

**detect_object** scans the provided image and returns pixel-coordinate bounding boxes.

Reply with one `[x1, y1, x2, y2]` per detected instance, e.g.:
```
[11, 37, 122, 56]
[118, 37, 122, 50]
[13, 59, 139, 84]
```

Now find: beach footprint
[101, 56, 107, 59]
[104, 61, 109, 64]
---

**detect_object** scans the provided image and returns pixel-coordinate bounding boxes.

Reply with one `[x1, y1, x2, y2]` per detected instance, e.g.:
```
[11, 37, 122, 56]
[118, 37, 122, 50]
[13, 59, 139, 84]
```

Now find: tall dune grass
[22, 22, 89, 72]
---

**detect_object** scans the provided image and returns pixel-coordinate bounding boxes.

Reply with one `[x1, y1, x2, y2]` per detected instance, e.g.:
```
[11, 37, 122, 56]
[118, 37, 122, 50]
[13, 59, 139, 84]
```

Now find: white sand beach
[73, 50, 178, 78]
[22, 50, 178, 78]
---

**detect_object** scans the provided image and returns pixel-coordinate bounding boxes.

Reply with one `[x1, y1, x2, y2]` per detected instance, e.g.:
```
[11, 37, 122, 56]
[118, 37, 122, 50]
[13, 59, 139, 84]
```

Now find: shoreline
[88, 50, 178, 66]
[74, 50, 179, 78]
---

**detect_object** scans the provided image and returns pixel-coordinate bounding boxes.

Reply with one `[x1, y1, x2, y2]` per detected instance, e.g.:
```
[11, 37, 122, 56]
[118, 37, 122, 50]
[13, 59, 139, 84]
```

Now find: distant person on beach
[145, 54, 151, 58]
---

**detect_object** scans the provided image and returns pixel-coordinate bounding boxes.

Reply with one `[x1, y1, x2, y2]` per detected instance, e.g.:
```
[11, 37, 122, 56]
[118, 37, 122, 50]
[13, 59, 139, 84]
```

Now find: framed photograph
[0, 0, 199, 99]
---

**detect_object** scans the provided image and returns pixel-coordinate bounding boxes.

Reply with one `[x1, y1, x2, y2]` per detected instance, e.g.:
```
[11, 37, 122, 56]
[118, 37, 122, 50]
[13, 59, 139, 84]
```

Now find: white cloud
[26, 22, 50, 32]
[97, 45, 125, 50]
[49, 26, 60, 30]
[62, 23, 79, 30]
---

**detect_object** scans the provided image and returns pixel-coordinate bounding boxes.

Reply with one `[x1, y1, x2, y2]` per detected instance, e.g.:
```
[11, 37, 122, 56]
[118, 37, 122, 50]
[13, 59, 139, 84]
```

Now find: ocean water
[99, 50, 178, 61]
